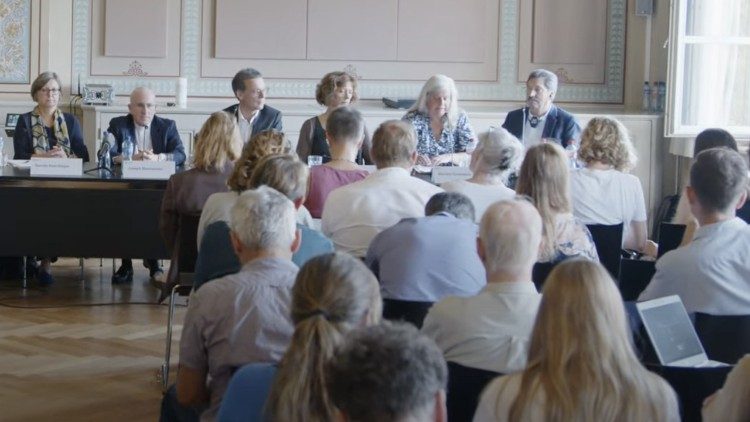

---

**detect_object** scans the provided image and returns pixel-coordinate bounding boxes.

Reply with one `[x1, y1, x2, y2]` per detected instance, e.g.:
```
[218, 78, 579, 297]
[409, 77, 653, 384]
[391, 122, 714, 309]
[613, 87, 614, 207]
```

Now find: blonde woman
[197, 129, 290, 245]
[442, 127, 522, 222]
[516, 143, 598, 263]
[474, 259, 679, 422]
[571, 117, 649, 252]
[703, 354, 750, 422]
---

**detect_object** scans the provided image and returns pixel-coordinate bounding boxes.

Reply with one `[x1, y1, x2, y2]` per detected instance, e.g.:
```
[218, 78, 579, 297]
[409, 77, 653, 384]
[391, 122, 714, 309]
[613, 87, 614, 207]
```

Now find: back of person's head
[193, 111, 243, 171]
[247, 154, 309, 202]
[227, 129, 290, 191]
[229, 185, 296, 251]
[327, 322, 448, 422]
[327, 106, 365, 144]
[424, 192, 475, 221]
[268, 252, 382, 422]
[507, 259, 675, 421]
[690, 148, 749, 214]
[479, 198, 542, 276]
[370, 120, 417, 169]
[515, 143, 571, 259]
[693, 128, 738, 157]
[471, 127, 523, 180]
[578, 116, 637, 171]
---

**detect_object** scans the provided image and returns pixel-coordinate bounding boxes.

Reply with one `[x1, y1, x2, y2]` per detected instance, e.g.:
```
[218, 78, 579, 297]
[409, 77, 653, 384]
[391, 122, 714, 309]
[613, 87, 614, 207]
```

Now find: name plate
[30, 158, 83, 176]
[431, 166, 472, 184]
[122, 160, 176, 179]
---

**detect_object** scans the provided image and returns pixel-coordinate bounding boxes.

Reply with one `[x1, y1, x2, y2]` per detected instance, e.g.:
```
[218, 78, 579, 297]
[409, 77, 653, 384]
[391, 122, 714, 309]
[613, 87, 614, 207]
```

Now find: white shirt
[321, 167, 443, 257]
[570, 168, 647, 245]
[421, 281, 541, 373]
[639, 217, 750, 315]
[441, 179, 515, 222]
[237, 108, 258, 144]
[135, 124, 151, 151]
[522, 110, 547, 148]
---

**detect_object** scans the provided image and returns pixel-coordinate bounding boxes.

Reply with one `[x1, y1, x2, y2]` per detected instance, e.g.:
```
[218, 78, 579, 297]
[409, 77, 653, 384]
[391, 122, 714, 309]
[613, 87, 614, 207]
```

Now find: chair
[382, 299, 434, 329]
[446, 361, 502, 422]
[532, 261, 556, 292]
[617, 258, 655, 301]
[657, 223, 686, 259]
[218, 363, 277, 422]
[646, 363, 732, 422]
[161, 213, 201, 391]
[586, 223, 623, 279]
[694, 313, 750, 364]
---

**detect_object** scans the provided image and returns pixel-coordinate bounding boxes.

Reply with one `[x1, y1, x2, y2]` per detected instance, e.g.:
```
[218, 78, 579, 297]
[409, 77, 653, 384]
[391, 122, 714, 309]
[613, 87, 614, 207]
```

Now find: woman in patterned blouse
[402, 74, 477, 166]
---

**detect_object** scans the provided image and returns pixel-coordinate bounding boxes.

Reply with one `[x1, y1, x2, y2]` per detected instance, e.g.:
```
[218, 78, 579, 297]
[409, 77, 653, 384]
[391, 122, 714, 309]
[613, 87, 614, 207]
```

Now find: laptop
[636, 295, 728, 367]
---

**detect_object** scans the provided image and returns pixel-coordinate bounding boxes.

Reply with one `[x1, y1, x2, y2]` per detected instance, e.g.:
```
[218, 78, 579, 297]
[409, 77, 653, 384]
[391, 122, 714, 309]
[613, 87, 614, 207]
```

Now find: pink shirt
[305, 165, 369, 218]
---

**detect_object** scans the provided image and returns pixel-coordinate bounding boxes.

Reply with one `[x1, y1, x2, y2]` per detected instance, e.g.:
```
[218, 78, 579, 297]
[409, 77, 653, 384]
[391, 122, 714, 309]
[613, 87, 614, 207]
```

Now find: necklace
[329, 158, 356, 164]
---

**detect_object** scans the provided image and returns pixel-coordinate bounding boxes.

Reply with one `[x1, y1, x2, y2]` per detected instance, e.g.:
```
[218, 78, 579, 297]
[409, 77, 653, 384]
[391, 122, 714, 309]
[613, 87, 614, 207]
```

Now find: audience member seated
[263, 253, 382, 421]
[197, 130, 290, 246]
[474, 259, 679, 421]
[160, 111, 242, 287]
[402, 74, 477, 166]
[303, 106, 370, 218]
[640, 148, 750, 314]
[161, 187, 299, 421]
[421, 198, 542, 374]
[223, 68, 282, 143]
[441, 127, 522, 221]
[322, 120, 443, 257]
[516, 143, 598, 263]
[367, 192, 484, 304]
[194, 154, 333, 290]
[12, 71, 90, 285]
[571, 116, 649, 253]
[501, 68, 581, 149]
[326, 322, 448, 422]
[702, 354, 750, 422]
[296, 71, 372, 165]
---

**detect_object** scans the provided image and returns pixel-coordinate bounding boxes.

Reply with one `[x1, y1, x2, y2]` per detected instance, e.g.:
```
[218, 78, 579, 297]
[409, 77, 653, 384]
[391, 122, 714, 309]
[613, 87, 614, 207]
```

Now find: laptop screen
[639, 299, 704, 364]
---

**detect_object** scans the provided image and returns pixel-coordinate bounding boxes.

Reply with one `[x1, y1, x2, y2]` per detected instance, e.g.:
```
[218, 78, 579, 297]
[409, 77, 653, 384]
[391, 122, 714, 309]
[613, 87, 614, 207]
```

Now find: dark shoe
[38, 269, 55, 286]
[112, 264, 134, 284]
[150, 268, 165, 284]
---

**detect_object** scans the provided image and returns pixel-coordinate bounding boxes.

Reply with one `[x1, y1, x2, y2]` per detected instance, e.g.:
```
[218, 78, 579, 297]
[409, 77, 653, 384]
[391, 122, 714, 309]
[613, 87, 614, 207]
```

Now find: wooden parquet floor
[0, 258, 186, 422]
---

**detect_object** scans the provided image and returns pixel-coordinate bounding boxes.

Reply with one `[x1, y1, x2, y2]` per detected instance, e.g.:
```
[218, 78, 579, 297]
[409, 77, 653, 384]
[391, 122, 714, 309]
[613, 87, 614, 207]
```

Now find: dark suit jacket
[501, 105, 581, 148]
[223, 103, 283, 134]
[107, 114, 186, 166]
[13, 111, 90, 161]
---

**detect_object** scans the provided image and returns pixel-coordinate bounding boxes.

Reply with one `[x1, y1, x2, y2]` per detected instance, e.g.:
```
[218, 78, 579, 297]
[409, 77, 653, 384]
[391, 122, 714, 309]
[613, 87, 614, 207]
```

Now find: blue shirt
[365, 213, 486, 302]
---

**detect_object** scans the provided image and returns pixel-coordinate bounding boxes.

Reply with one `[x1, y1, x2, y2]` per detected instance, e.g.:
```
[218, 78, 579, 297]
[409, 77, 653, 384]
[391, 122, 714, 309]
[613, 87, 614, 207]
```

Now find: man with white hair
[421, 198, 543, 374]
[162, 186, 300, 421]
[322, 120, 443, 257]
[501, 69, 581, 149]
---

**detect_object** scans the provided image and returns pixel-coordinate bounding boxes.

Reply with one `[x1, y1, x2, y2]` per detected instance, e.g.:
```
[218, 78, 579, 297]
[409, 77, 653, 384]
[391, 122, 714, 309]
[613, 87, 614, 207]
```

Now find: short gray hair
[231, 67, 263, 95]
[480, 198, 543, 274]
[248, 154, 309, 202]
[327, 106, 365, 144]
[327, 322, 447, 422]
[528, 69, 558, 93]
[370, 120, 417, 168]
[690, 148, 749, 214]
[425, 192, 475, 221]
[473, 127, 523, 178]
[230, 186, 297, 251]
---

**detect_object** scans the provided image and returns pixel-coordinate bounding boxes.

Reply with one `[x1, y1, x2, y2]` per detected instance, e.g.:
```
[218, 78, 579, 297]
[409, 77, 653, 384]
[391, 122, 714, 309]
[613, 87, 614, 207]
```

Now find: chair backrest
[645, 363, 732, 422]
[382, 299, 434, 329]
[586, 223, 623, 279]
[653, 194, 681, 241]
[446, 361, 502, 422]
[218, 363, 277, 422]
[177, 213, 202, 274]
[657, 223, 686, 259]
[532, 261, 556, 292]
[694, 313, 750, 364]
[617, 258, 656, 301]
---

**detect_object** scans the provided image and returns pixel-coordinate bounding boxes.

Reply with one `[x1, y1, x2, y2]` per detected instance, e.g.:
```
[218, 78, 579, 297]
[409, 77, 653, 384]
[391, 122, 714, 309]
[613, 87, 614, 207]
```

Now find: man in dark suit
[108, 87, 185, 284]
[501, 69, 581, 149]
[223, 68, 282, 143]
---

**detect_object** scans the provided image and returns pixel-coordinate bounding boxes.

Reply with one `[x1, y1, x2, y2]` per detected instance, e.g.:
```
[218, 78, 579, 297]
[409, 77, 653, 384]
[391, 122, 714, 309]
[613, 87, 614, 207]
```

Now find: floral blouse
[539, 212, 599, 264]
[402, 110, 476, 157]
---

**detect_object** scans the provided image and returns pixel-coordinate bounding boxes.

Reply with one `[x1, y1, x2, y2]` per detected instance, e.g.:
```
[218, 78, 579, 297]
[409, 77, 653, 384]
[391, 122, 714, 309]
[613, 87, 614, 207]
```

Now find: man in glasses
[223, 68, 283, 143]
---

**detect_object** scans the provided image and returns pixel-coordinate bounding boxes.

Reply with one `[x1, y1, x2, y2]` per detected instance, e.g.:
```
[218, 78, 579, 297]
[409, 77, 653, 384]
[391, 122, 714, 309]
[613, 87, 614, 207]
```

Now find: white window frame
[665, 0, 750, 138]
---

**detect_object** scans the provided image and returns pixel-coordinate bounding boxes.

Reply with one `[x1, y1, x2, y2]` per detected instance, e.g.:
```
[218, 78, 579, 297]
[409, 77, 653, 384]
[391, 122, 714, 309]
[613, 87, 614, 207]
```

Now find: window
[666, 0, 750, 137]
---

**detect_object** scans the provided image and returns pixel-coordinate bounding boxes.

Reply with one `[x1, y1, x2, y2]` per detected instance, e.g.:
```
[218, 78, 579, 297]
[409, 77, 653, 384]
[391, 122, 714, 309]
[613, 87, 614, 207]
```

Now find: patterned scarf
[31, 107, 72, 157]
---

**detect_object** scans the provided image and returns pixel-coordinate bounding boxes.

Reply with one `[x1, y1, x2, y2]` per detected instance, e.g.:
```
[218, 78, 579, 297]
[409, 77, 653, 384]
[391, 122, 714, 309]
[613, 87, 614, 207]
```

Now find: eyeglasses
[246, 88, 268, 97]
[40, 88, 61, 95]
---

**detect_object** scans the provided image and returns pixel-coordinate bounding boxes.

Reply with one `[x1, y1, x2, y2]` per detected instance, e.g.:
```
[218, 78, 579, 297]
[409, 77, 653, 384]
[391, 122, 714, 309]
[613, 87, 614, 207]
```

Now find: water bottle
[650, 81, 659, 113]
[565, 143, 580, 169]
[642, 82, 651, 111]
[122, 137, 134, 161]
[657, 82, 666, 113]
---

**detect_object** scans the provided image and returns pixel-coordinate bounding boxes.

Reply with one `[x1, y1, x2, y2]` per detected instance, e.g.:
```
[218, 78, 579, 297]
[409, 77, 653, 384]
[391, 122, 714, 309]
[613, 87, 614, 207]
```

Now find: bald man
[108, 87, 186, 166]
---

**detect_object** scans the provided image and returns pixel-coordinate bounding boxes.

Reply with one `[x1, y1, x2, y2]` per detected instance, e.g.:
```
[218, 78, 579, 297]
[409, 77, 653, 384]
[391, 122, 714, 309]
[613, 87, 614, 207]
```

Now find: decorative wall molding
[0, 0, 31, 84]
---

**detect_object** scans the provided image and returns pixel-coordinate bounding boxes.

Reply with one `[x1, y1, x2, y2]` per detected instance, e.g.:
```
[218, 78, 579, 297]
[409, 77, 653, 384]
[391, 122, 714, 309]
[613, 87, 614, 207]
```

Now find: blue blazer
[501, 105, 581, 148]
[13, 111, 90, 161]
[107, 114, 186, 166]
[223, 103, 283, 134]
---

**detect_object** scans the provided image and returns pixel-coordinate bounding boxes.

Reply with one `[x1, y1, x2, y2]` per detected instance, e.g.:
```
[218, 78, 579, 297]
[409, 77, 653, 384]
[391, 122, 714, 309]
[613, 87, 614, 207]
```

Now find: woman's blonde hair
[515, 143, 571, 259]
[408, 74, 460, 127]
[192, 111, 243, 171]
[267, 252, 382, 422]
[505, 259, 676, 421]
[248, 154, 309, 202]
[227, 129, 290, 191]
[578, 116, 637, 171]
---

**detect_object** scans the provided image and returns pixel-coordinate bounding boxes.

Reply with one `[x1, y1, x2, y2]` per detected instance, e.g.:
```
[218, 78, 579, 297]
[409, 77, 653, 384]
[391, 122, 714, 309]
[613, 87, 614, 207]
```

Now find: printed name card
[122, 160, 176, 179]
[30, 158, 83, 176]
[431, 166, 472, 184]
